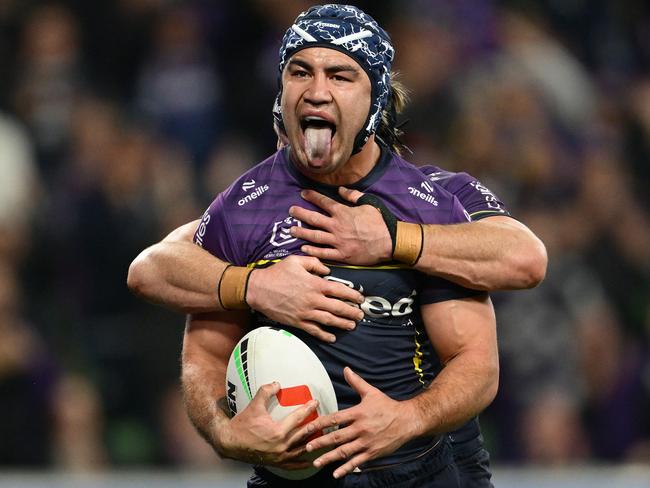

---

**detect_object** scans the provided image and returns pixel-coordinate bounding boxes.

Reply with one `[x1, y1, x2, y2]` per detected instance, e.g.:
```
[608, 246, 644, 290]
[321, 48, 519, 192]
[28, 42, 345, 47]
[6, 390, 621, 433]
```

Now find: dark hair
[376, 72, 410, 155]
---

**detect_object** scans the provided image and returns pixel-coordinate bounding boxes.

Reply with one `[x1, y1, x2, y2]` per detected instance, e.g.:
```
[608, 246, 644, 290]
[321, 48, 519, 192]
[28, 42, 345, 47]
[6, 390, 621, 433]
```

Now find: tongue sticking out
[304, 126, 332, 165]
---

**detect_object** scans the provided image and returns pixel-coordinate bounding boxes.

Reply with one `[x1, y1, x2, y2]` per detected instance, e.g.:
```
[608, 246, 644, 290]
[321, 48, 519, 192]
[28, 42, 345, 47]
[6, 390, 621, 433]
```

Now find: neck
[292, 136, 381, 186]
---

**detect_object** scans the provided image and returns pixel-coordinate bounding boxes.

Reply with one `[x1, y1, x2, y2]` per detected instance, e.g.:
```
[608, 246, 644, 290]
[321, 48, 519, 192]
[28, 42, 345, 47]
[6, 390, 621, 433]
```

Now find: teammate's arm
[413, 215, 547, 290]
[127, 221, 364, 341]
[295, 294, 498, 478]
[289, 188, 547, 290]
[128, 220, 226, 313]
[182, 311, 318, 469]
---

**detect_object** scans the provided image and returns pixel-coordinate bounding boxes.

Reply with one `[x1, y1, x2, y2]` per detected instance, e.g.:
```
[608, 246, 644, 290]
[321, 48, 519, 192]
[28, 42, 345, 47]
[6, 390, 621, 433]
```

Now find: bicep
[474, 215, 531, 233]
[421, 295, 497, 366]
[163, 219, 202, 243]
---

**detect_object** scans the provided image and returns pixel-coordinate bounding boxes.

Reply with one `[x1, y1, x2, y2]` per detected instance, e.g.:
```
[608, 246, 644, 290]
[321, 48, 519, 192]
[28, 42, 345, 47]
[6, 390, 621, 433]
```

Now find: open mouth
[300, 115, 336, 165]
[300, 116, 337, 137]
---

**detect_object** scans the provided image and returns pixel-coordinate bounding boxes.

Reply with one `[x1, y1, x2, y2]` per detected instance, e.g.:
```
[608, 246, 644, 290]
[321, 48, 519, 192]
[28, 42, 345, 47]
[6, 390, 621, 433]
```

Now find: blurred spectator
[134, 4, 223, 169]
[202, 132, 260, 197]
[0, 111, 39, 259]
[0, 260, 57, 466]
[158, 383, 219, 467]
[13, 4, 85, 174]
[51, 373, 108, 471]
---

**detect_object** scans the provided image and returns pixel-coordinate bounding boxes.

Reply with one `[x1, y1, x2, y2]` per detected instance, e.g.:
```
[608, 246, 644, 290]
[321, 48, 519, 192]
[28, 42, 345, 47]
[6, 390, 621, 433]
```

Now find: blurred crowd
[0, 0, 648, 471]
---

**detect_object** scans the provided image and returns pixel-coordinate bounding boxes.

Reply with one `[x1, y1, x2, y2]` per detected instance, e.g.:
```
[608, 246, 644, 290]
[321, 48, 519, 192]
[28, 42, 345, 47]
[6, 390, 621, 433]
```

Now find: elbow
[508, 236, 548, 289]
[127, 249, 155, 298]
[519, 238, 548, 288]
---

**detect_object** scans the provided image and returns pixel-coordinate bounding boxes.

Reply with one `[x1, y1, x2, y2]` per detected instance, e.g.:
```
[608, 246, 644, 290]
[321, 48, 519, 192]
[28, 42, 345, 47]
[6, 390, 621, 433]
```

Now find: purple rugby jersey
[421, 165, 510, 221]
[195, 146, 483, 467]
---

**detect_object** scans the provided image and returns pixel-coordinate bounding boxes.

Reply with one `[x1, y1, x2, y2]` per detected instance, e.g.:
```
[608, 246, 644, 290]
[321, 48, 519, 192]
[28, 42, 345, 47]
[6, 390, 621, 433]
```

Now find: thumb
[299, 256, 330, 277]
[252, 381, 281, 411]
[343, 367, 374, 398]
[339, 186, 364, 205]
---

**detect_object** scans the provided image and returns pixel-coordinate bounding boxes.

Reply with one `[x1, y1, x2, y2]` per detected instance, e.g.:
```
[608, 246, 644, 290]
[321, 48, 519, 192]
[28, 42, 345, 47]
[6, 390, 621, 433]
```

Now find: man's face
[281, 47, 371, 174]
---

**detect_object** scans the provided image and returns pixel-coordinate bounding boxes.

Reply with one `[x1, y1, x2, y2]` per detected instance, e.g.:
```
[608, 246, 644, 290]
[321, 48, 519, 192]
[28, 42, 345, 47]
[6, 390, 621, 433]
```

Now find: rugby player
[176, 5, 502, 487]
[128, 10, 546, 488]
[131, 173, 531, 487]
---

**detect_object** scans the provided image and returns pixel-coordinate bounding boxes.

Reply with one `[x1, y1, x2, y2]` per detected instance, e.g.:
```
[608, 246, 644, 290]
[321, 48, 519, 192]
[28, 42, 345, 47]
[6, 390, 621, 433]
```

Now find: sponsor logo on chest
[408, 181, 438, 206]
[325, 275, 417, 322]
[238, 179, 270, 207]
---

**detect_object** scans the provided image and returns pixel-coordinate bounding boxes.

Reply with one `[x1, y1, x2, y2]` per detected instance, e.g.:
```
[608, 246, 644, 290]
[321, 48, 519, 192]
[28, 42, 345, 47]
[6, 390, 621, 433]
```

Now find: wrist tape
[394, 221, 424, 266]
[356, 194, 424, 266]
[218, 265, 253, 310]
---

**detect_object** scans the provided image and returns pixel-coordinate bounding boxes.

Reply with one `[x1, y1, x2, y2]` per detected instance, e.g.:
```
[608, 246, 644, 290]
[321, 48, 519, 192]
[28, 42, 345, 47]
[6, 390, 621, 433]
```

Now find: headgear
[273, 4, 395, 154]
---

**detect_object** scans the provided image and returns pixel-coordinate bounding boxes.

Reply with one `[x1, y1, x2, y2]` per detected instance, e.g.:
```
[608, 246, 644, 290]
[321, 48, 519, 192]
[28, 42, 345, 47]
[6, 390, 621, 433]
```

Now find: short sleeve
[193, 191, 243, 265]
[420, 166, 511, 221]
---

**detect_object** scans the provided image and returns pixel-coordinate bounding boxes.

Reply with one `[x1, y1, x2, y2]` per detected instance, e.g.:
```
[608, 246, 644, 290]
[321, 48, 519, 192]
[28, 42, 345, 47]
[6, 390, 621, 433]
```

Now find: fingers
[300, 189, 340, 214]
[304, 410, 350, 439]
[323, 281, 364, 306]
[332, 452, 370, 479]
[252, 382, 281, 411]
[289, 205, 333, 231]
[313, 439, 366, 471]
[297, 321, 338, 343]
[343, 367, 375, 397]
[280, 399, 319, 436]
[304, 423, 355, 453]
[314, 296, 363, 321]
[293, 255, 330, 276]
[297, 299, 364, 342]
[308, 310, 357, 332]
[300, 245, 343, 262]
[338, 187, 365, 204]
[290, 225, 334, 246]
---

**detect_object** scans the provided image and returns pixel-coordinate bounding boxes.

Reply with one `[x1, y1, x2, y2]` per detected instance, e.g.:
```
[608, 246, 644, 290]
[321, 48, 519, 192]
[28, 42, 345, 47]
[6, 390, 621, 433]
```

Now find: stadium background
[0, 0, 649, 485]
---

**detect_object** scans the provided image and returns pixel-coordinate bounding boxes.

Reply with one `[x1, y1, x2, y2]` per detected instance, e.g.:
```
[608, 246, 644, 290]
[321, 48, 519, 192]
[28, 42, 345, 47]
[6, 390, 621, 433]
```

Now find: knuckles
[337, 446, 349, 459]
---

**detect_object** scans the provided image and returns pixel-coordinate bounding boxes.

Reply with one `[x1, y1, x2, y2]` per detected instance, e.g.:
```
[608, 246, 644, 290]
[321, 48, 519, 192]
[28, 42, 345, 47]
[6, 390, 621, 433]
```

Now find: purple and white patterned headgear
[273, 4, 395, 154]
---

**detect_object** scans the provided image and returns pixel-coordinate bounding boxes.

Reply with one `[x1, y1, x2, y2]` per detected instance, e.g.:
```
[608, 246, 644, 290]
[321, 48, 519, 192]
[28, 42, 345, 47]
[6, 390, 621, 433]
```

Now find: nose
[303, 72, 332, 106]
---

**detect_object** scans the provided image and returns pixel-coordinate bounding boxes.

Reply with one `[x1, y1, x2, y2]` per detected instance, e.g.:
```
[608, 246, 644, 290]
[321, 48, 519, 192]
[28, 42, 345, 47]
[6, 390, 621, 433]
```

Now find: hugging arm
[127, 221, 364, 341]
[290, 188, 547, 290]
[128, 220, 227, 313]
[415, 215, 547, 290]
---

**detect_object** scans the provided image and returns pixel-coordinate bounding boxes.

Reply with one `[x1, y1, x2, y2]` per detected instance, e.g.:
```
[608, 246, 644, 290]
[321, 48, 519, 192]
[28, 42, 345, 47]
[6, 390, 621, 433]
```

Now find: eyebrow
[287, 58, 361, 75]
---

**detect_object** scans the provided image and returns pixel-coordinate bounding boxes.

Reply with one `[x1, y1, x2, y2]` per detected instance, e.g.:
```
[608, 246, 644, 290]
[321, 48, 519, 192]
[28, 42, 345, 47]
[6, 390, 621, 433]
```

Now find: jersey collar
[284, 144, 391, 202]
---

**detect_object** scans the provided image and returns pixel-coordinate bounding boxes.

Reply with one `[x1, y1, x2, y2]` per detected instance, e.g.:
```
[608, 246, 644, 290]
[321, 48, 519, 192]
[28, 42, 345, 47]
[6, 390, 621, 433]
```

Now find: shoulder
[419, 164, 477, 194]
[384, 154, 458, 201]
[195, 150, 307, 264]
[216, 151, 289, 209]
[369, 154, 467, 224]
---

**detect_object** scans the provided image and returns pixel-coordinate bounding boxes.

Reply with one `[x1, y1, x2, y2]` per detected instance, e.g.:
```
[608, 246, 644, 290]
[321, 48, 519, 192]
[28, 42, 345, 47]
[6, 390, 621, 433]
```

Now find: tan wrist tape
[218, 265, 253, 310]
[393, 222, 424, 266]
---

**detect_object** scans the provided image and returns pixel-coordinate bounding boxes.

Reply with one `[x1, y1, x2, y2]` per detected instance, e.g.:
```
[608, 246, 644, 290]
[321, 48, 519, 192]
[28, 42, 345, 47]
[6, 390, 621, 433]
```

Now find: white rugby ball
[225, 326, 338, 479]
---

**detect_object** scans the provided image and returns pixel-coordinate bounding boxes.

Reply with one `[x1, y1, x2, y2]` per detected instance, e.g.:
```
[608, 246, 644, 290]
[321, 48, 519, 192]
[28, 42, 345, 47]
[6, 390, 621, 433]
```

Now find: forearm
[128, 241, 228, 313]
[414, 217, 547, 290]
[182, 316, 246, 456]
[182, 347, 231, 453]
